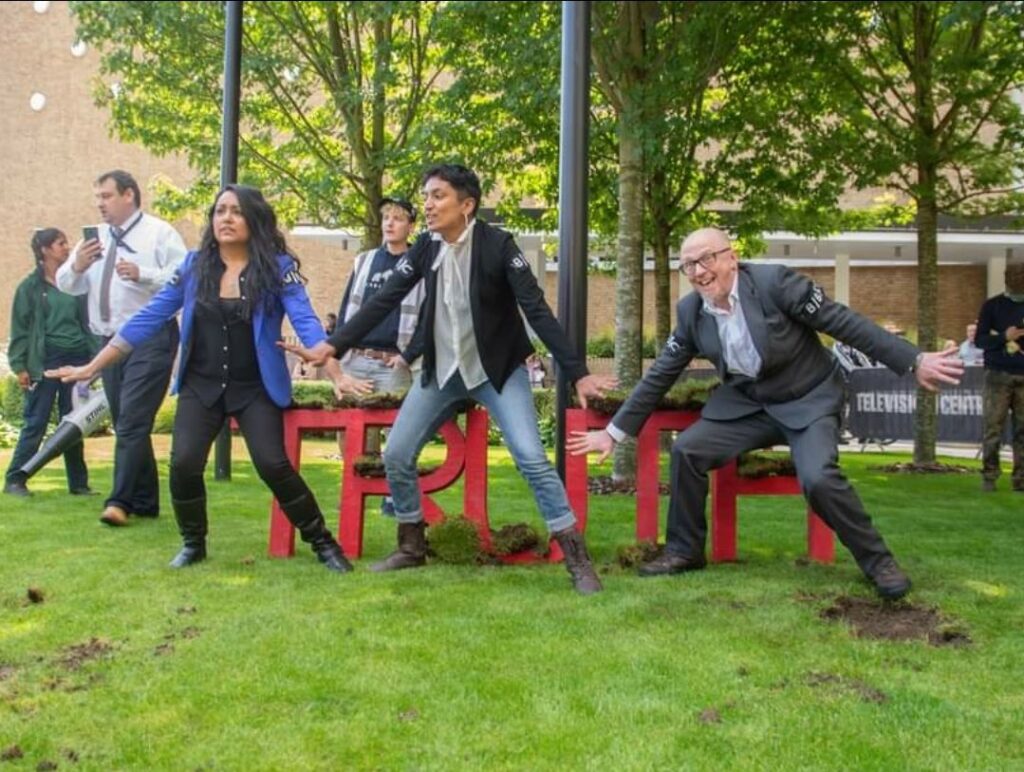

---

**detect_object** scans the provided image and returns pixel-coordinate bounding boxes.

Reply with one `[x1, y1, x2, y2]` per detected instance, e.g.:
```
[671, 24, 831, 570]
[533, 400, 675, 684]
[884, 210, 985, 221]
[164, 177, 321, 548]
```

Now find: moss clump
[426, 517, 483, 565]
[616, 541, 661, 569]
[582, 379, 717, 415]
[491, 523, 541, 557]
[737, 452, 797, 478]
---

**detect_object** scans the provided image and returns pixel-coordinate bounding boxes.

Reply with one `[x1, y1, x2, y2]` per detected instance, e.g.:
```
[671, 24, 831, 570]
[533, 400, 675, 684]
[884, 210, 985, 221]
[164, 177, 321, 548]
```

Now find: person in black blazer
[568, 227, 964, 599]
[285, 164, 616, 594]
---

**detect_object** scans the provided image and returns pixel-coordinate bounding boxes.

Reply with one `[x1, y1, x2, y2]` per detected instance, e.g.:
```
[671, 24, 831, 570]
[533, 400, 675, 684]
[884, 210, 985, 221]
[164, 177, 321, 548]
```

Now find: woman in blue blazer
[50, 185, 370, 573]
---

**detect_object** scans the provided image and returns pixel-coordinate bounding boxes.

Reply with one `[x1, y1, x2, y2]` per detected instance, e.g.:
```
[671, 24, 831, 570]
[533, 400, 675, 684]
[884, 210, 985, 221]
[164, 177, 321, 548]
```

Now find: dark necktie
[98, 226, 123, 323]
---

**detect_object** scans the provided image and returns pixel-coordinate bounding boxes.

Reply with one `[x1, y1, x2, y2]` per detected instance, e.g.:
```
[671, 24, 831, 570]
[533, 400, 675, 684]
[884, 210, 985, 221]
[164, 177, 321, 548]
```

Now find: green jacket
[7, 269, 95, 382]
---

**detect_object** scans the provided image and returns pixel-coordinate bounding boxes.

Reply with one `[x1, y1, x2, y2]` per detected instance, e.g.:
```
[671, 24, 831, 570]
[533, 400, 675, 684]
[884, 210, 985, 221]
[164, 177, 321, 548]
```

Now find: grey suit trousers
[666, 411, 892, 575]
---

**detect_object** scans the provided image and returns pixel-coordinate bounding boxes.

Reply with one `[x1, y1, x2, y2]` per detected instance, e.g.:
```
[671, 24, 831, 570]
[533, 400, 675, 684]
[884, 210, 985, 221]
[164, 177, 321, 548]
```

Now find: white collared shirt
[57, 211, 187, 337]
[431, 219, 488, 389]
[607, 273, 762, 443]
[701, 274, 762, 379]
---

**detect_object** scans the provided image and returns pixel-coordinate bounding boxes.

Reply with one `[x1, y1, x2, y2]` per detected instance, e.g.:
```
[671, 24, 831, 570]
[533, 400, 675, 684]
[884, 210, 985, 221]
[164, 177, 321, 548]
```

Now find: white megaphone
[19, 388, 109, 480]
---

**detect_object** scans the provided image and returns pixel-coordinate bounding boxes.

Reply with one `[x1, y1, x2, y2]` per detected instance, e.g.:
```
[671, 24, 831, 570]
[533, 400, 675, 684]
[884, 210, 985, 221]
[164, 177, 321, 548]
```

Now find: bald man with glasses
[569, 228, 964, 600]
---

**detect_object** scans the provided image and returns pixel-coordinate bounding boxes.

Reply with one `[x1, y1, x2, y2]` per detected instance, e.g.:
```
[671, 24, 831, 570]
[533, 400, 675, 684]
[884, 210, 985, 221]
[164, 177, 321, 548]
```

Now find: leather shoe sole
[99, 506, 129, 527]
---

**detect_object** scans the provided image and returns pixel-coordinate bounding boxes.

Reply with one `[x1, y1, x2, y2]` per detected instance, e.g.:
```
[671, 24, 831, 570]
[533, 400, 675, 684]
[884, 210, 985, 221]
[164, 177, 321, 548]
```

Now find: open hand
[278, 339, 337, 367]
[44, 364, 96, 383]
[914, 342, 965, 392]
[330, 371, 373, 399]
[574, 374, 618, 410]
[566, 429, 616, 463]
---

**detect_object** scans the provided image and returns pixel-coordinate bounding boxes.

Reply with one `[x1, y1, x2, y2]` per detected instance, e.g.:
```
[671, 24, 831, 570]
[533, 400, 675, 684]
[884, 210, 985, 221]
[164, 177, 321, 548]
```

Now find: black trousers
[102, 320, 178, 515]
[666, 411, 892, 575]
[169, 387, 313, 509]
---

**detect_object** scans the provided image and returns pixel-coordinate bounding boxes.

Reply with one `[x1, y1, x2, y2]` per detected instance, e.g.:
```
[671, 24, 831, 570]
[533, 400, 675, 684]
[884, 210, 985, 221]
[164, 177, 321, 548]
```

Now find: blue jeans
[382, 367, 576, 533]
[5, 350, 91, 491]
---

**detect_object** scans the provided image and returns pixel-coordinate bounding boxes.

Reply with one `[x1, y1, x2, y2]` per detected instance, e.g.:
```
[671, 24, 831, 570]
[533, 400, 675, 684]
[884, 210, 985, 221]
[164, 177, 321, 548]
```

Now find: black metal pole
[214, 0, 243, 480]
[555, 0, 590, 480]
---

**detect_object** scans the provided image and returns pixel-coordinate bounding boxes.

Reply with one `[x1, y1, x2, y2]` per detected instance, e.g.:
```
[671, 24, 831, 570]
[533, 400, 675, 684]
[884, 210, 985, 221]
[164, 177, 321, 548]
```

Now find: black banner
[847, 366, 994, 443]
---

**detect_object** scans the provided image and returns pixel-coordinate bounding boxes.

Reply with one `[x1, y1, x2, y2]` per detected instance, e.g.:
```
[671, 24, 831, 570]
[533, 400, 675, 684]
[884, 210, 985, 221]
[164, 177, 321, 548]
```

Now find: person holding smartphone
[4, 228, 97, 497]
[56, 169, 187, 526]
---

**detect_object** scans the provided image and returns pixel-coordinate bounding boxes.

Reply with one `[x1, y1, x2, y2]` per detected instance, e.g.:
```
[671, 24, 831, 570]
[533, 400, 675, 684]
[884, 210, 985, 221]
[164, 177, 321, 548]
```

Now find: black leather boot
[370, 521, 427, 573]
[552, 527, 603, 595]
[169, 496, 208, 568]
[283, 493, 354, 574]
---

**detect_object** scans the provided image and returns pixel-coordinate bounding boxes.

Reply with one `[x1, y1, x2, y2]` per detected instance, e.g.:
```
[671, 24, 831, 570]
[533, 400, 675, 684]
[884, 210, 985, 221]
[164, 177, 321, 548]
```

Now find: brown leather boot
[552, 528, 603, 595]
[371, 521, 427, 572]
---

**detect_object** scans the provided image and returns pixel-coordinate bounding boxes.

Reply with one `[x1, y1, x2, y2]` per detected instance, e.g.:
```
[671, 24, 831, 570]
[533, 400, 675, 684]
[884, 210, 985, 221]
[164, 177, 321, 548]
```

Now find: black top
[327, 221, 588, 392]
[975, 294, 1024, 374]
[182, 296, 263, 411]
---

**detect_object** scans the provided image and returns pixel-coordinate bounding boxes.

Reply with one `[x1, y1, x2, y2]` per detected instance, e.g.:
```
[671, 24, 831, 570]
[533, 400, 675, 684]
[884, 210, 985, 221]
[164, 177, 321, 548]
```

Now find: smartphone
[81, 226, 99, 243]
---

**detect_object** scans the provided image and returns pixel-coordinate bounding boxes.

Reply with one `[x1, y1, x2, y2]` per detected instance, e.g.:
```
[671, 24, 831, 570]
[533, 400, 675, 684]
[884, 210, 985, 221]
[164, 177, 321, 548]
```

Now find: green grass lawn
[1, 437, 1021, 770]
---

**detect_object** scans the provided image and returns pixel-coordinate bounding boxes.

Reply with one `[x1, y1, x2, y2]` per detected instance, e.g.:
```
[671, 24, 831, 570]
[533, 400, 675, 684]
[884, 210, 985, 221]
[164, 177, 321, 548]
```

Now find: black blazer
[328, 220, 588, 391]
[613, 263, 920, 434]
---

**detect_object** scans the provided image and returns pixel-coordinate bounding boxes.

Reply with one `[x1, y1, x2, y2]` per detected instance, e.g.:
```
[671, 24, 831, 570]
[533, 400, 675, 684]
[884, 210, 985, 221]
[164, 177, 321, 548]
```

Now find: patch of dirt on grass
[698, 707, 722, 724]
[26, 587, 45, 605]
[397, 708, 419, 722]
[820, 596, 972, 647]
[61, 748, 79, 764]
[56, 638, 114, 671]
[806, 671, 888, 703]
[180, 626, 202, 640]
[588, 475, 669, 496]
[867, 461, 973, 474]
[36, 760, 57, 771]
[154, 643, 175, 657]
[1, 745, 23, 761]
[176, 606, 197, 615]
[0, 664, 15, 682]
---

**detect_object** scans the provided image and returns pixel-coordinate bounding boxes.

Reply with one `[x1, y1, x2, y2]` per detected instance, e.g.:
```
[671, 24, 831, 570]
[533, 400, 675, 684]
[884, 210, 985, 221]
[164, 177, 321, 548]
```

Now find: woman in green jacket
[5, 229, 96, 497]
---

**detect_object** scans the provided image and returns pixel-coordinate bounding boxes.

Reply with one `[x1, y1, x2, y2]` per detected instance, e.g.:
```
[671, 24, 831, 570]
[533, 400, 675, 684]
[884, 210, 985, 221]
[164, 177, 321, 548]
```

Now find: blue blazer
[115, 251, 326, 408]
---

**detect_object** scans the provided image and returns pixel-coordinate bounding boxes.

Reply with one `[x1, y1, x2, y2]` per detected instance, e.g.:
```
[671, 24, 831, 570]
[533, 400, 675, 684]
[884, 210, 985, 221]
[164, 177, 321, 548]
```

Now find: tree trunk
[652, 219, 672, 347]
[612, 108, 645, 482]
[911, 2, 937, 465]
[914, 190, 938, 464]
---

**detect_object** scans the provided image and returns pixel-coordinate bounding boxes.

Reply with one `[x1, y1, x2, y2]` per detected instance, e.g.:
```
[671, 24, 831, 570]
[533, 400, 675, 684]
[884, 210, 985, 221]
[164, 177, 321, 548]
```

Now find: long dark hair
[31, 228, 64, 266]
[194, 185, 302, 318]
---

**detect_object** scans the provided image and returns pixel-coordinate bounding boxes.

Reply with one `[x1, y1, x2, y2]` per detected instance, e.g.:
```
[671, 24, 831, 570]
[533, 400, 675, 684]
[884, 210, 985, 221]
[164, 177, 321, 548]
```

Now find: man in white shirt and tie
[57, 169, 187, 527]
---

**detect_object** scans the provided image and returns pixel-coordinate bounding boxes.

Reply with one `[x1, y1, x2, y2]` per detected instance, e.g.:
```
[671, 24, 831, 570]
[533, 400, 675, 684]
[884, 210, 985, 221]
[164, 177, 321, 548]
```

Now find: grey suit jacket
[612, 263, 920, 434]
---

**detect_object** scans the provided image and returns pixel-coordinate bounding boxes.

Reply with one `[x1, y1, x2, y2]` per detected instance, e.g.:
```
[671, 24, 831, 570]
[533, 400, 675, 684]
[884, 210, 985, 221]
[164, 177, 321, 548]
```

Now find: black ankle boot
[283, 493, 354, 574]
[552, 527, 603, 595]
[371, 521, 427, 572]
[169, 496, 208, 568]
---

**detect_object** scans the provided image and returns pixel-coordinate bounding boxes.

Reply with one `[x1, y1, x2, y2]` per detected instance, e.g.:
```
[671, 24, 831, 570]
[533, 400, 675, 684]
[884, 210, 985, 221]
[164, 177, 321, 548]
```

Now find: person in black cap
[334, 196, 426, 515]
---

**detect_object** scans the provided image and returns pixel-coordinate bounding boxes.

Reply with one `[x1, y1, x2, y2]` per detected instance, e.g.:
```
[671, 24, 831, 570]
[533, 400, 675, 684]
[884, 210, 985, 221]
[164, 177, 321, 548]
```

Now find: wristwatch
[909, 352, 924, 373]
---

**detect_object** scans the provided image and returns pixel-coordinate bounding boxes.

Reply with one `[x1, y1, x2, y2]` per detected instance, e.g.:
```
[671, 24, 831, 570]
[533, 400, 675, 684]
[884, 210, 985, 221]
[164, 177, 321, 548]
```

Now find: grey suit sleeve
[773, 267, 918, 374]
[610, 322, 697, 438]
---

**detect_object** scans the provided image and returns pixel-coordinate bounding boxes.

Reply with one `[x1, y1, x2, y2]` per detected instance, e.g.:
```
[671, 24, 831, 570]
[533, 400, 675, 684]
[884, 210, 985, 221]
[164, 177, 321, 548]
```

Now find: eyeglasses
[680, 247, 731, 275]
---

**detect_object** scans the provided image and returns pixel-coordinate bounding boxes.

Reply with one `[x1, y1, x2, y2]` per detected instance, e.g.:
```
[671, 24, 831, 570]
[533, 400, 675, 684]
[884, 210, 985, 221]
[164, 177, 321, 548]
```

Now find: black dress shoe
[869, 556, 911, 600]
[69, 487, 98, 496]
[169, 545, 207, 568]
[313, 541, 354, 573]
[638, 551, 707, 577]
[3, 480, 31, 497]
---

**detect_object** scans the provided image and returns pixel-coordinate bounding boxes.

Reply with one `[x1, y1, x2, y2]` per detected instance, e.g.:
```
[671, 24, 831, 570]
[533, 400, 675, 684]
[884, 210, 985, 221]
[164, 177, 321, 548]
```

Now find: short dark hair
[96, 169, 141, 207]
[421, 163, 481, 216]
[379, 196, 417, 222]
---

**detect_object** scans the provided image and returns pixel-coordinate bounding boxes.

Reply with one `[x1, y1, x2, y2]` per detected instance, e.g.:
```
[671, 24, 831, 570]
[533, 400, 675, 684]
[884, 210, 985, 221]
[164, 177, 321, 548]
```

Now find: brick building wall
[543, 262, 985, 344]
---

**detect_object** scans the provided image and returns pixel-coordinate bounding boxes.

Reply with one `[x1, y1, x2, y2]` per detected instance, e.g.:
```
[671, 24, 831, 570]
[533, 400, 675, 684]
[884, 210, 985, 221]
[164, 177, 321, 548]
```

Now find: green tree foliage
[791, 0, 1024, 462]
[69, 0, 453, 243]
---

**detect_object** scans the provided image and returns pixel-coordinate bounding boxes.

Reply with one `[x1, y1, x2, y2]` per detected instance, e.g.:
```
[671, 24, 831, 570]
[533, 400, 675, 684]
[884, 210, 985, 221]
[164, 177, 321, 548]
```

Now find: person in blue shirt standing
[49, 185, 371, 572]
